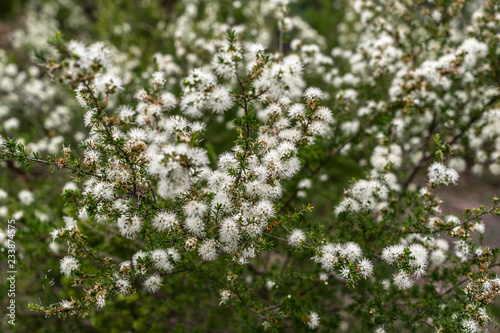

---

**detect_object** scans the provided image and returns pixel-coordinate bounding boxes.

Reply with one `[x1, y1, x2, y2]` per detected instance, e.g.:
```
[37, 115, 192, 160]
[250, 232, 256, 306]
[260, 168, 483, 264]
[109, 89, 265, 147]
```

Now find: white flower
[431, 10, 442, 22]
[297, 178, 312, 189]
[143, 274, 163, 293]
[461, 318, 480, 333]
[288, 104, 306, 118]
[219, 217, 240, 245]
[428, 162, 459, 185]
[132, 251, 148, 268]
[118, 105, 135, 121]
[62, 182, 79, 192]
[253, 200, 275, 220]
[4, 117, 20, 131]
[339, 265, 351, 279]
[208, 85, 233, 114]
[116, 278, 131, 295]
[219, 290, 232, 305]
[128, 128, 147, 142]
[335, 197, 360, 214]
[185, 216, 205, 236]
[152, 212, 179, 232]
[430, 249, 446, 266]
[199, 239, 218, 261]
[472, 222, 485, 234]
[446, 215, 460, 225]
[408, 244, 428, 277]
[117, 215, 142, 239]
[340, 242, 363, 261]
[266, 280, 276, 290]
[184, 201, 208, 218]
[90, 181, 114, 200]
[152, 71, 166, 86]
[393, 270, 413, 290]
[120, 261, 131, 270]
[60, 300, 73, 309]
[370, 145, 402, 171]
[94, 73, 123, 93]
[208, 171, 235, 193]
[288, 229, 306, 247]
[248, 43, 266, 55]
[96, 294, 106, 308]
[307, 311, 320, 329]
[51, 228, 60, 243]
[304, 87, 323, 100]
[18, 190, 34, 205]
[63, 216, 78, 231]
[151, 249, 173, 272]
[60, 256, 80, 277]
[319, 273, 329, 282]
[217, 152, 239, 171]
[381, 244, 405, 264]
[358, 258, 374, 278]
[84, 149, 100, 164]
[160, 92, 176, 110]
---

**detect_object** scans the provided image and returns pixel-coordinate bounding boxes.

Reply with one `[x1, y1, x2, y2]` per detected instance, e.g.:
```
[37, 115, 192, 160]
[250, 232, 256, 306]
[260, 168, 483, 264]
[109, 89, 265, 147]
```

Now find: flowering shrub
[1, 0, 500, 332]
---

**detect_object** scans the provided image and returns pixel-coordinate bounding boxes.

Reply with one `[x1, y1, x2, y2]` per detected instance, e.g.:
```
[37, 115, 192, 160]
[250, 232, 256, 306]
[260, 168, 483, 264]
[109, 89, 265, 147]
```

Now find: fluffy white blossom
[219, 290, 232, 305]
[307, 311, 320, 329]
[60, 256, 80, 277]
[152, 212, 179, 232]
[288, 229, 306, 247]
[199, 239, 218, 261]
[117, 215, 142, 239]
[18, 190, 34, 205]
[60, 300, 73, 309]
[143, 274, 163, 293]
[115, 278, 131, 295]
[428, 162, 459, 185]
[393, 270, 414, 290]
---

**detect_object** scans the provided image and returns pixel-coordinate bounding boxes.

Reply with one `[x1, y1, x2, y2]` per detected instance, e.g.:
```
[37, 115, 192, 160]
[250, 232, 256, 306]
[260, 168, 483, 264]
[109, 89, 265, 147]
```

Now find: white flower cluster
[258, 88, 333, 146]
[307, 311, 320, 329]
[67, 41, 113, 83]
[115, 278, 131, 295]
[312, 242, 373, 284]
[335, 179, 389, 215]
[461, 275, 500, 331]
[370, 145, 403, 171]
[461, 318, 481, 333]
[50, 216, 79, 244]
[181, 68, 233, 118]
[401, 233, 450, 267]
[152, 212, 179, 233]
[318, 0, 500, 200]
[428, 162, 459, 186]
[467, 108, 500, 176]
[129, 49, 332, 264]
[219, 290, 232, 305]
[288, 229, 306, 247]
[129, 248, 180, 274]
[60, 256, 80, 277]
[143, 274, 163, 293]
[381, 244, 428, 290]
[18, 190, 35, 205]
[254, 54, 305, 100]
[201, 92, 332, 260]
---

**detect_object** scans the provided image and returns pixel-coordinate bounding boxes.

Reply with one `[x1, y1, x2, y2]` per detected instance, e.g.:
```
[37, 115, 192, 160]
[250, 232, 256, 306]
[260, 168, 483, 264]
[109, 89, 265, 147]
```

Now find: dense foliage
[1, 0, 500, 332]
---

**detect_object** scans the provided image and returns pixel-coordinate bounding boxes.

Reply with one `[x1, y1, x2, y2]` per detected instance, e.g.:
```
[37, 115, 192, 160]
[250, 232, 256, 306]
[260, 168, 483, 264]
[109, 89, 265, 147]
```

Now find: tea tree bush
[1, 0, 500, 332]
